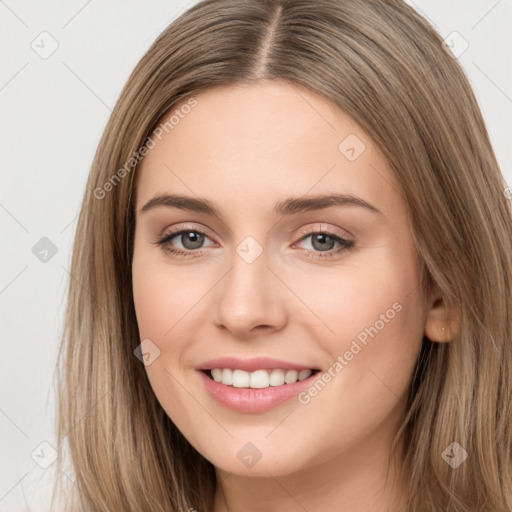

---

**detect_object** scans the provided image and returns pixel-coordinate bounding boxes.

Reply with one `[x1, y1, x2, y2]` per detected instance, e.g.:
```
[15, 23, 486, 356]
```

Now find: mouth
[197, 365, 322, 413]
[200, 368, 322, 389]
[195, 356, 323, 412]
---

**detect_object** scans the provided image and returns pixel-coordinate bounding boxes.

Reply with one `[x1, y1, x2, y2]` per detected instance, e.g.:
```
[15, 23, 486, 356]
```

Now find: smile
[207, 368, 318, 388]
[198, 368, 321, 413]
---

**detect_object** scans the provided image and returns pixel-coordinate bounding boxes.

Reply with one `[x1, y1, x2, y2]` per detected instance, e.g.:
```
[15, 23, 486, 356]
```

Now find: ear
[424, 289, 460, 343]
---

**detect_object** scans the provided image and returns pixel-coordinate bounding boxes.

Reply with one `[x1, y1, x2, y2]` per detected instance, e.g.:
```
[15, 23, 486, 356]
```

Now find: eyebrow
[139, 193, 382, 217]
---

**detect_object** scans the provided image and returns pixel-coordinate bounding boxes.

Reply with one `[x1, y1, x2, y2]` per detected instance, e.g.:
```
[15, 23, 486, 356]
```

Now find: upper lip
[196, 357, 319, 373]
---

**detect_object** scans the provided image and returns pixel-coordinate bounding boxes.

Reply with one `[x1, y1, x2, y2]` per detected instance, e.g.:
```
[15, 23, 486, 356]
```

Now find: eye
[152, 226, 214, 258]
[152, 225, 355, 260]
[294, 229, 355, 259]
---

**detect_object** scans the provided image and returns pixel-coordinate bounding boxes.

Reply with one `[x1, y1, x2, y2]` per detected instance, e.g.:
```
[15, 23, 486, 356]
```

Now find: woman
[53, 0, 512, 510]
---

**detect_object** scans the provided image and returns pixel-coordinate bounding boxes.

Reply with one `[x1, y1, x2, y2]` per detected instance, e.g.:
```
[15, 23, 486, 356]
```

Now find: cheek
[132, 242, 205, 343]
[295, 240, 424, 382]
[131, 251, 201, 418]
[132, 263, 174, 343]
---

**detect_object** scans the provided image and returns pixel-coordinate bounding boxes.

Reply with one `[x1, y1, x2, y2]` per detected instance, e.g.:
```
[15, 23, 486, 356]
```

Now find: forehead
[135, 81, 403, 219]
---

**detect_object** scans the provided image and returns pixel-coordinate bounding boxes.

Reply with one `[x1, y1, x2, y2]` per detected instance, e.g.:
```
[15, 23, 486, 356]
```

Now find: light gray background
[1, 1, 511, 510]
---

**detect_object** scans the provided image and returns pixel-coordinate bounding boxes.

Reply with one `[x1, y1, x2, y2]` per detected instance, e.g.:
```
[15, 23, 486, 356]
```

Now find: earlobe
[424, 294, 459, 343]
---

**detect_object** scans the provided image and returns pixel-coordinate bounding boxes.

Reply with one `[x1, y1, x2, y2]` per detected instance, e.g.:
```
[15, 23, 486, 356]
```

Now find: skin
[131, 80, 453, 512]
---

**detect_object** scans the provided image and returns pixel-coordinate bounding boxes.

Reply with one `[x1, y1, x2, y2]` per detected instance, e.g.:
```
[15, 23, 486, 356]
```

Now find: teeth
[232, 369, 250, 388]
[221, 368, 233, 385]
[298, 369, 313, 381]
[269, 369, 285, 386]
[249, 369, 268, 389]
[284, 370, 298, 384]
[209, 368, 313, 388]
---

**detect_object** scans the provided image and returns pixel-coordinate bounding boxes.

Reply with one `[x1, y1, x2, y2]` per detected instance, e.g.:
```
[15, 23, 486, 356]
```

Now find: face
[132, 80, 427, 477]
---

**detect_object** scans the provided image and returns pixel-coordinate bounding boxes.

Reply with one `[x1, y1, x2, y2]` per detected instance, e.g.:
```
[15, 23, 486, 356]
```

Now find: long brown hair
[53, 0, 512, 510]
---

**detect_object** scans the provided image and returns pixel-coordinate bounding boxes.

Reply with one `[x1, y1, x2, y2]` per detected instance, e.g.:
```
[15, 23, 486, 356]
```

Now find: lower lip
[197, 370, 318, 413]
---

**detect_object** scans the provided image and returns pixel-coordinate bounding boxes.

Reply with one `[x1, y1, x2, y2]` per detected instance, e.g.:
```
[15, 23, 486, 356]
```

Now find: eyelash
[152, 225, 355, 260]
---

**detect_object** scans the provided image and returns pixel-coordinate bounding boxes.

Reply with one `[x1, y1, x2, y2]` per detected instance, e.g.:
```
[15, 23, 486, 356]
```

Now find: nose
[214, 244, 287, 338]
